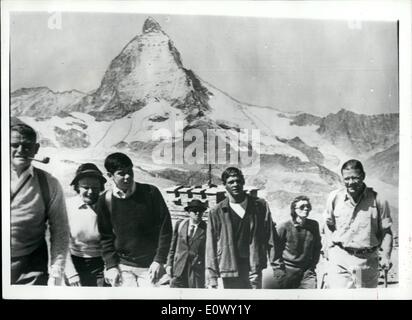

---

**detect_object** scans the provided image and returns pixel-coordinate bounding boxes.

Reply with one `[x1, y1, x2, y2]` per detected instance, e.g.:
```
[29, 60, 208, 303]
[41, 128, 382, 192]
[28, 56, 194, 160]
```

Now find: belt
[335, 243, 378, 255]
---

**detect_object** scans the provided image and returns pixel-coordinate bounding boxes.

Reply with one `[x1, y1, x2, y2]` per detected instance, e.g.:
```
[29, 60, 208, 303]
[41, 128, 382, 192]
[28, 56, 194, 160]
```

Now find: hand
[104, 267, 120, 286]
[67, 275, 81, 287]
[380, 256, 393, 271]
[47, 276, 63, 286]
[165, 265, 172, 277]
[148, 261, 165, 284]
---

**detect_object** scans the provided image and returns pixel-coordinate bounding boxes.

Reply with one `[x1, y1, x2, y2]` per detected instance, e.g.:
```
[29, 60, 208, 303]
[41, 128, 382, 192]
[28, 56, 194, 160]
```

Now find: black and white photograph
[2, 0, 411, 301]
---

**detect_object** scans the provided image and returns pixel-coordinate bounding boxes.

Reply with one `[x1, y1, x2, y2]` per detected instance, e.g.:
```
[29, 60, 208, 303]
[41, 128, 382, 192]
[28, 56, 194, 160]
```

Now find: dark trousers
[170, 261, 205, 289]
[11, 240, 49, 285]
[263, 266, 317, 289]
[70, 255, 106, 287]
[222, 258, 262, 289]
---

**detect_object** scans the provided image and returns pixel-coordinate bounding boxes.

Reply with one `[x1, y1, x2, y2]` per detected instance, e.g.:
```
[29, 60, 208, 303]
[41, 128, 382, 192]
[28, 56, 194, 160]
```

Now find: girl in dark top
[263, 196, 321, 289]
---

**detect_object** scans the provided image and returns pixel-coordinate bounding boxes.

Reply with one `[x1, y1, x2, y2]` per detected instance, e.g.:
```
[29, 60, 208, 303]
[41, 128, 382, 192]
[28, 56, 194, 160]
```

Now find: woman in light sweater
[65, 163, 107, 286]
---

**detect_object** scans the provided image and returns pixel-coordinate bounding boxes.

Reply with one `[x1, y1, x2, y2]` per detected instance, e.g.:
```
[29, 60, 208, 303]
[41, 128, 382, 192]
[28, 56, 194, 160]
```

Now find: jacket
[167, 219, 206, 280]
[205, 195, 276, 287]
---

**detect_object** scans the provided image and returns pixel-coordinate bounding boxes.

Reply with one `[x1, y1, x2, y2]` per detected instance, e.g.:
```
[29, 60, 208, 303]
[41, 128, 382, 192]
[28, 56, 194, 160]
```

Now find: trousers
[11, 240, 48, 285]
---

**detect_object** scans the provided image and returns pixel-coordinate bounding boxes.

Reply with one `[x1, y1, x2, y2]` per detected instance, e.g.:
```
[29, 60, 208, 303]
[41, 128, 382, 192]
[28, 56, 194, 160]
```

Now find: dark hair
[10, 123, 37, 142]
[341, 159, 365, 176]
[221, 167, 245, 185]
[290, 195, 311, 221]
[104, 152, 133, 174]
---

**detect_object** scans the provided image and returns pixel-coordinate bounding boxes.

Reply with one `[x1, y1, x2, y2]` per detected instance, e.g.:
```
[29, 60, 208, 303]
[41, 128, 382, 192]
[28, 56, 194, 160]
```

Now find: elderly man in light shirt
[10, 122, 69, 286]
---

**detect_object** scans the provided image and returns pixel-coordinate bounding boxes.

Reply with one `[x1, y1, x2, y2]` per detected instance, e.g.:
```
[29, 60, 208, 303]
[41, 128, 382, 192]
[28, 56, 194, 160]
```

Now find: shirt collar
[112, 182, 136, 199]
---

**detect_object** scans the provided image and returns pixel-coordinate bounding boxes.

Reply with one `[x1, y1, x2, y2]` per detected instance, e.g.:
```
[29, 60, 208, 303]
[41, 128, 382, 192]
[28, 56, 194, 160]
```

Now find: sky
[10, 12, 399, 116]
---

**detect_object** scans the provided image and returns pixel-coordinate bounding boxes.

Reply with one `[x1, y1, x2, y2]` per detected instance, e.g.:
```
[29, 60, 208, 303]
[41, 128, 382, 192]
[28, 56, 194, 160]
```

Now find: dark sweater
[274, 218, 321, 270]
[96, 182, 172, 269]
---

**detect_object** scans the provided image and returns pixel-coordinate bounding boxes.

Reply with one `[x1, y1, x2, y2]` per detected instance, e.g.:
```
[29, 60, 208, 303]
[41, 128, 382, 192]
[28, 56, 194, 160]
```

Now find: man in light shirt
[167, 199, 208, 288]
[206, 167, 276, 289]
[10, 122, 69, 285]
[323, 159, 393, 288]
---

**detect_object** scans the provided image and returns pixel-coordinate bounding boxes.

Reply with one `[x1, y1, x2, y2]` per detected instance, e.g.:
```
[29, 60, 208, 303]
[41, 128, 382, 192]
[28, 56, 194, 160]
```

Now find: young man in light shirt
[205, 167, 276, 289]
[96, 152, 172, 287]
[10, 122, 69, 285]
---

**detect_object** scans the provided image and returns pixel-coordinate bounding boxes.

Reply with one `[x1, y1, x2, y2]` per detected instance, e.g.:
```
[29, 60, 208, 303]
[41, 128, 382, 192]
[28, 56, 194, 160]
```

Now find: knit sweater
[96, 182, 172, 269]
[275, 218, 321, 270]
[11, 166, 69, 276]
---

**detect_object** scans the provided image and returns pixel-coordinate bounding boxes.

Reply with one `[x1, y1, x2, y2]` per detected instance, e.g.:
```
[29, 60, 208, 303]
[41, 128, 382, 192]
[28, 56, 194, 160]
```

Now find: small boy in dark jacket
[167, 199, 208, 288]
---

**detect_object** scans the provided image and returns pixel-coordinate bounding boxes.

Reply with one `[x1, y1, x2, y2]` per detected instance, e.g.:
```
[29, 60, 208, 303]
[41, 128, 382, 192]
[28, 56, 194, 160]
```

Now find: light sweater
[11, 166, 69, 277]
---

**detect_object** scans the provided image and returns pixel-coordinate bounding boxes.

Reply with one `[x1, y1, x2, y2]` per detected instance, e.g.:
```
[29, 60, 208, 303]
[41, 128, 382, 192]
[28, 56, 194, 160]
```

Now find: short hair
[221, 167, 245, 185]
[341, 159, 365, 175]
[104, 152, 133, 174]
[290, 195, 311, 220]
[10, 123, 37, 142]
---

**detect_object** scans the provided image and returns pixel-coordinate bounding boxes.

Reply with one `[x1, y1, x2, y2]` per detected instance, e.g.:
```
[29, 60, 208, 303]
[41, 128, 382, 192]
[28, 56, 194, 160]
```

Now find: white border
[2, 0, 411, 300]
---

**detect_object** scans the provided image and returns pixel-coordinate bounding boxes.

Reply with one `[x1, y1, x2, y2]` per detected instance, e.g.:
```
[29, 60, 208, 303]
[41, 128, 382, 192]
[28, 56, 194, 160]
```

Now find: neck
[228, 192, 246, 203]
[13, 165, 30, 177]
[349, 184, 365, 203]
[295, 216, 306, 226]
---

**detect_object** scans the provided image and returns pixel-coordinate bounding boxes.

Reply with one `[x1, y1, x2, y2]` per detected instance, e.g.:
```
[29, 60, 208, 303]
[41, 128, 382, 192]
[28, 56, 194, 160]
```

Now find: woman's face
[294, 200, 311, 218]
[77, 176, 102, 205]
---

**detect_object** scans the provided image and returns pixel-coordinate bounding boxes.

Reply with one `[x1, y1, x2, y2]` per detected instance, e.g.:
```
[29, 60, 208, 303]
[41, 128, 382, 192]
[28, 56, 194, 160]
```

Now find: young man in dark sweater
[263, 195, 321, 289]
[96, 153, 172, 287]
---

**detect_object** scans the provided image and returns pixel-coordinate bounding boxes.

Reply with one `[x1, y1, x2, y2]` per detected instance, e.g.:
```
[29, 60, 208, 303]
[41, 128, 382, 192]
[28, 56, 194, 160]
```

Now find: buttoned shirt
[324, 185, 392, 249]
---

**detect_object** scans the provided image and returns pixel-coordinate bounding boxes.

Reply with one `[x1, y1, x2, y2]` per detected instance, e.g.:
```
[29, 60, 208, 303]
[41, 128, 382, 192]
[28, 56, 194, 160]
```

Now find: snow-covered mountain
[11, 17, 399, 223]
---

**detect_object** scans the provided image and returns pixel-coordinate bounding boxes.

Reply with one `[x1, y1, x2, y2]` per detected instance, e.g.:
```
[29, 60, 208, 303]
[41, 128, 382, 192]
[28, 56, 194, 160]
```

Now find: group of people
[10, 122, 393, 289]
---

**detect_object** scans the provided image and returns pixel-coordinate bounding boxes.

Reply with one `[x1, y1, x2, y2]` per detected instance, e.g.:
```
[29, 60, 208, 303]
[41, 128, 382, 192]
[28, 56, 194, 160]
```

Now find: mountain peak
[143, 17, 163, 34]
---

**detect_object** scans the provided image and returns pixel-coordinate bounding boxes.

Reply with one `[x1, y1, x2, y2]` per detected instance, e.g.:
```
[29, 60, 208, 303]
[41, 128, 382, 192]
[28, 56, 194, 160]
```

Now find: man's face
[342, 168, 365, 195]
[110, 166, 134, 192]
[188, 208, 204, 224]
[78, 176, 102, 205]
[224, 175, 245, 198]
[10, 131, 39, 172]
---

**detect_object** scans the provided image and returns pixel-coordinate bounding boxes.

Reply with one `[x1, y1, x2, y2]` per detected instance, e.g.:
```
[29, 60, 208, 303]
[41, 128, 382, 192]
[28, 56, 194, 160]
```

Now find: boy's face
[78, 176, 102, 205]
[109, 166, 134, 192]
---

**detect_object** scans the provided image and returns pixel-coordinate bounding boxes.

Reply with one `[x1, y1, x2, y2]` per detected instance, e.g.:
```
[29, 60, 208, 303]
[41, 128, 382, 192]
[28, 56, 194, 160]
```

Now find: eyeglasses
[296, 204, 311, 210]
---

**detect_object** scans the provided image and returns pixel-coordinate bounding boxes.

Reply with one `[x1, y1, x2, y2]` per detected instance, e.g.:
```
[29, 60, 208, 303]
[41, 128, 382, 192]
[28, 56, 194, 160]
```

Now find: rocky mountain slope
[11, 17, 398, 219]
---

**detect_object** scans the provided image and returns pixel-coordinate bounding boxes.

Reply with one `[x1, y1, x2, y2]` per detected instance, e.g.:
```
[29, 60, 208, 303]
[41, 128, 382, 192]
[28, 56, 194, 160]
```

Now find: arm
[272, 223, 286, 270]
[47, 178, 70, 284]
[205, 209, 220, 288]
[166, 220, 182, 277]
[96, 193, 119, 269]
[310, 221, 322, 270]
[377, 199, 393, 269]
[152, 187, 173, 265]
[263, 201, 277, 268]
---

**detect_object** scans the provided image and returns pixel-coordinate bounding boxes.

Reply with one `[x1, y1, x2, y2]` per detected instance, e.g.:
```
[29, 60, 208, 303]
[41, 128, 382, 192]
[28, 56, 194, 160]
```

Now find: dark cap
[70, 163, 107, 186]
[184, 199, 208, 212]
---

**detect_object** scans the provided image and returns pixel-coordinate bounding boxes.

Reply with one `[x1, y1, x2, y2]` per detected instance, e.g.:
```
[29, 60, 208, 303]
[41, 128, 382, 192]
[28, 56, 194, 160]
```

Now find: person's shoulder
[306, 218, 320, 229]
[34, 167, 62, 189]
